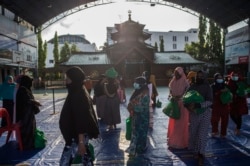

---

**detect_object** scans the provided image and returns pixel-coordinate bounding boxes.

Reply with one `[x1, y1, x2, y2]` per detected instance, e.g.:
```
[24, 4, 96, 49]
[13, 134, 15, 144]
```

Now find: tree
[42, 41, 47, 71]
[198, 15, 208, 60]
[185, 14, 207, 60]
[220, 29, 226, 69]
[53, 31, 59, 67]
[185, 42, 200, 59]
[185, 14, 224, 64]
[206, 20, 223, 64]
[71, 43, 79, 53]
[154, 42, 158, 52]
[37, 27, 45, 78]
[159, 38, 164, 52]
[60, 42, 71, 63]
[100, 42, 109, 51]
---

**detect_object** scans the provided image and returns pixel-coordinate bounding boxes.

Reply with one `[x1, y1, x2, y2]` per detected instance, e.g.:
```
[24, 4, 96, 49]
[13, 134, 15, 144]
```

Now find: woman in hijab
[59, 66, 99, 165]
[167, 67, 190, 149]
[186, 71, 196, 85]
[211, 73, 230, 138]
[184, 70, 213, 166]
[16, 75, 41, 150]
[126, 76, 150, 156]
[102, 67, 121, 131]
[226, 71, 248, 135]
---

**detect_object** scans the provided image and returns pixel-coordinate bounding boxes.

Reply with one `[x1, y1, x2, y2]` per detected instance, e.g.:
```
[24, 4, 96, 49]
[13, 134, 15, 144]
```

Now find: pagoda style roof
[111, 12, 151, 41]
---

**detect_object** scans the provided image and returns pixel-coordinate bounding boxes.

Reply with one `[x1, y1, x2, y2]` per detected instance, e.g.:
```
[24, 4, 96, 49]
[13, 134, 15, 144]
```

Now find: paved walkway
[0, 87, 250, 166]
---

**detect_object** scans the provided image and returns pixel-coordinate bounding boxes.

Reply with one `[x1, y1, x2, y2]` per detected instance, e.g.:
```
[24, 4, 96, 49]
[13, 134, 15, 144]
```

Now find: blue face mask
[232, 76, 239, 81]
[133, 83, 140, 89]
[216, 79, 224, 84]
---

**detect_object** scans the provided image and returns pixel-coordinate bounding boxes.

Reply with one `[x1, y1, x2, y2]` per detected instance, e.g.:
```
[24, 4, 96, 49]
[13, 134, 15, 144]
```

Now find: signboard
[225, 26, 250, 46]
[0, 49, 12, 60]
[225, 41, 250, 65]
[225, 42, 250, 58]
[239, 56, 249, 64]
[12, 50, 24, 63]
[225, 26, 250, 65]
[0, 58, 12, 65]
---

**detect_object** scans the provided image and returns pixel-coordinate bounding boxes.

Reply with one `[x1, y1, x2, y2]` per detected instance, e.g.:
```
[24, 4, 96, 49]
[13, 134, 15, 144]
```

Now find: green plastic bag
[183, 90, 205, 114]
[72, 143, 95, 164]
[156, 99, 162, 108]
[246, 88, 250, 94]
[34, 128, 47, 149]
[125, 117, 132, 140]
[220, 89, 233, 104]
[162, 98, 180, 119]
[236, 82, 248, 97]
[183, 90, 204, 104]
[88, 143, 95, 161]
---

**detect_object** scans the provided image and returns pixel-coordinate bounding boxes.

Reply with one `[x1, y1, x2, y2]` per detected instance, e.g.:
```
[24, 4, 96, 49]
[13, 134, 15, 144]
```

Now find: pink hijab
[169, 67, 190, 96]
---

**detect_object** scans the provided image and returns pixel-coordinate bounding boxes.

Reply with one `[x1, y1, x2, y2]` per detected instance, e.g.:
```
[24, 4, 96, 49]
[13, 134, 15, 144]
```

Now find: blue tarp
[1, 87, 250, 165]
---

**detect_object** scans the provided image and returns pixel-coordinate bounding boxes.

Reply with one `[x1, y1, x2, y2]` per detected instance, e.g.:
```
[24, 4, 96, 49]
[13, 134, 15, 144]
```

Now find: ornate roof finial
[128, 10, 132, 21]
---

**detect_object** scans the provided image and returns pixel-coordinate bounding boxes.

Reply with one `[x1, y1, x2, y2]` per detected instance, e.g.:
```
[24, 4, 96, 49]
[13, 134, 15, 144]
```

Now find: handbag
[162, 98, 180, 119]
[125, 117, 132, 140]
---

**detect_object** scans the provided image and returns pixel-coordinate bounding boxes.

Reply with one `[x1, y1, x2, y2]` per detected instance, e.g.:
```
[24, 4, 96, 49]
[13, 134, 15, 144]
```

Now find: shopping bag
[162, 99, 180, 119]
[220, 89, 233, 104]
[183, 90, 204, 104]
[125, 117, 132, 140]
[183, 90, 205, 114]
[34, 128, 47, 149]
[72, 154, 93, 166]
[88, 143, 95, 161]
[71, 143, 95, 165]
[156, 99, 162, 108]
[236, 82, 248, 97]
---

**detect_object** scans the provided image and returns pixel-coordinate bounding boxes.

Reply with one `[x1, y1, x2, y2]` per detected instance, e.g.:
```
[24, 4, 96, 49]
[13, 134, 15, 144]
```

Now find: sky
[41, 1, 200, 49]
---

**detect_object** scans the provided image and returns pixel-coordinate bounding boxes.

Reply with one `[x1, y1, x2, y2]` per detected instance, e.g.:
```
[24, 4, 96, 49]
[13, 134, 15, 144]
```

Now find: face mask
[216, 79, 224, 84]
[232, 76, 239, 81]
[133, 83, 140, 89]
[175, 74, 181, 80]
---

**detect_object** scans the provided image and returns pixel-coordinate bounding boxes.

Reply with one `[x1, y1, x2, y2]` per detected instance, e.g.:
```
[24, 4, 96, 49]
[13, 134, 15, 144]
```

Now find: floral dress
[126, 91, 150, 156]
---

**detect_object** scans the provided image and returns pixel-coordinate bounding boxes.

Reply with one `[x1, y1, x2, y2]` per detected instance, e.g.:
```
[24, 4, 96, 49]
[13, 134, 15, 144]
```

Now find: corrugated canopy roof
[63, 52, 204, 65]
[63, 52, 110, 65]
[0, 0, 249, 28]
[154, 52, 205, 64]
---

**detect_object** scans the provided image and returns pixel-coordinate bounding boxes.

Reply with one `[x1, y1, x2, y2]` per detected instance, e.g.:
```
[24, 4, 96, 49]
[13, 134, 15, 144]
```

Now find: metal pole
[52, 88, 55, 114]
[17, 62, 20, 75]
[43, 81, 48, 96]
